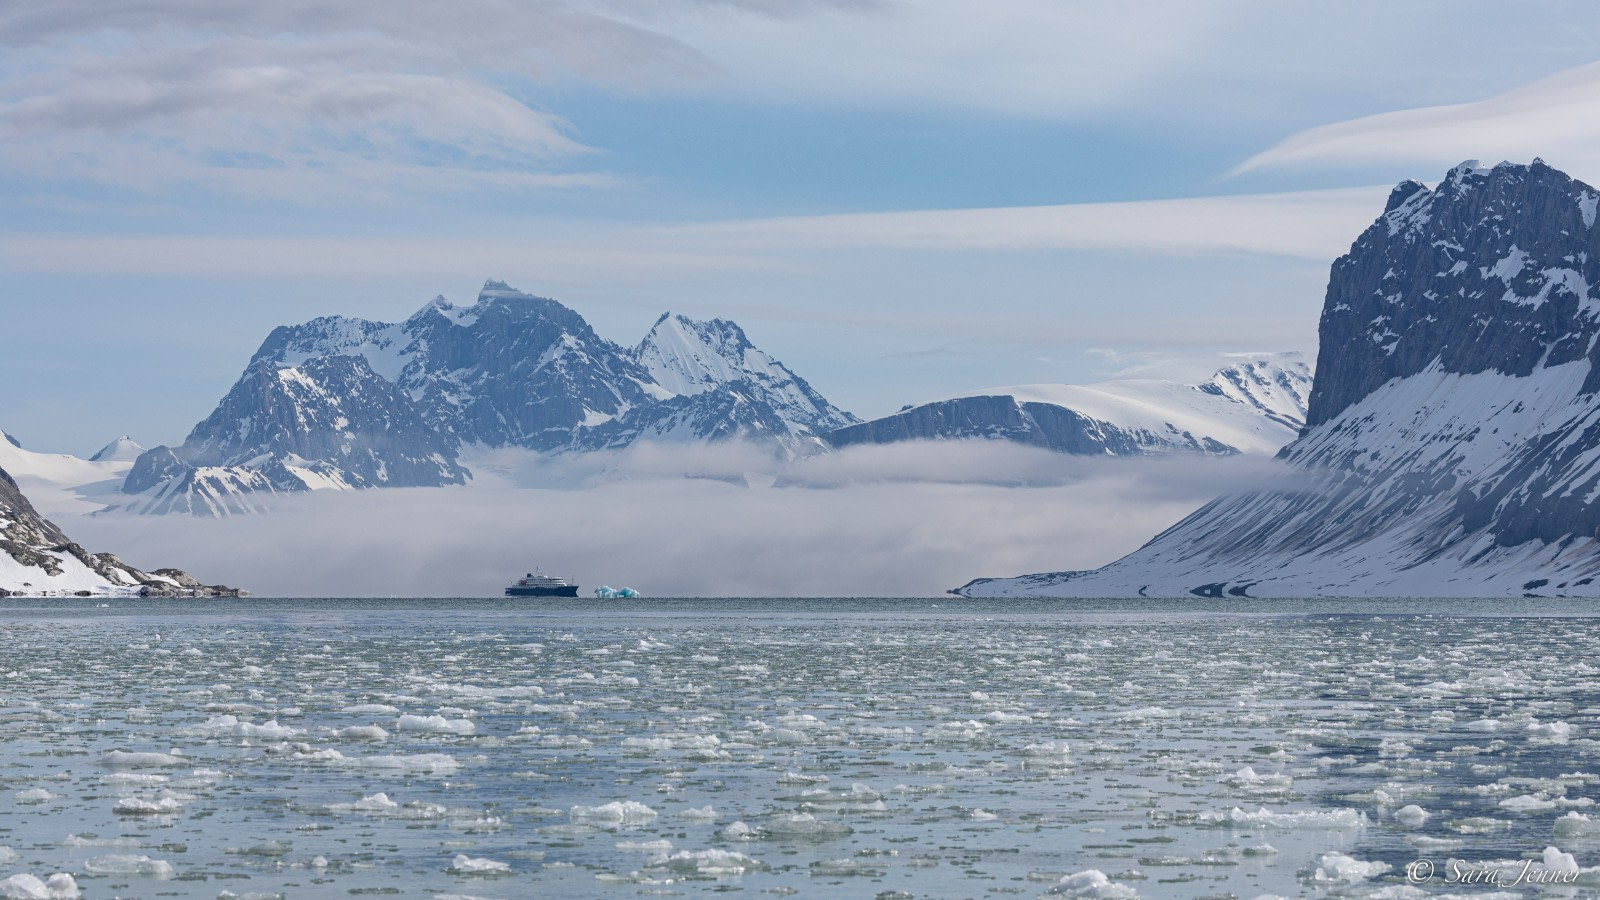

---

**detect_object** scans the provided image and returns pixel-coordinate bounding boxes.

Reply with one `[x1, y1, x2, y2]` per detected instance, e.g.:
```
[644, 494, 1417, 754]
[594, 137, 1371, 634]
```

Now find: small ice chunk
[352, 793, 400, 811]
[1395, 804, 1431, 826]
[721, 821, 756, 841]
[102, 751, 185, 768]
[1543, 845, 1580, 874]
[14, 789, 53, 804]
[338, 725, 391, 742]
[342, 704, 400, 715]
[679, 805, 717, 821]
[449, 854, 511, 875]
[1056, 868, 1136, 897]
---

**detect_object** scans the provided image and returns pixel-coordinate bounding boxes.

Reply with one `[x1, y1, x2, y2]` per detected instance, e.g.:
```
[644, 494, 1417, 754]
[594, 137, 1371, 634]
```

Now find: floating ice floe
[1053, 868, 1136, 898]
[448, 854, 510, 875]
[1309, 850, 1390, 883]
[112, 796, 183, 816]
[83, 855, 176, 878]
[14, 789, 52, 804]
[1199, 806, 1368, 829]
[351, 792, 400, 811]
[1395, 804, 1431, 826]
[102, 750, 185, 768]
[650, 848, 762, 876]
[396, 714, 475, 735]
[194, 714, 303, 740]
[570, 801, 658, 824]
[336, 725, 390, 741]
[1529, 720, 1575, 743]
[1556, 811, 1600, 837]
[0, 873, 78, 899]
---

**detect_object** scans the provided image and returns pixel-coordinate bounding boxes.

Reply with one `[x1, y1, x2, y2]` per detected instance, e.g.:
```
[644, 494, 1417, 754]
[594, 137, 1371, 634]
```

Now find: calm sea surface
[2, 597, 1599, 898]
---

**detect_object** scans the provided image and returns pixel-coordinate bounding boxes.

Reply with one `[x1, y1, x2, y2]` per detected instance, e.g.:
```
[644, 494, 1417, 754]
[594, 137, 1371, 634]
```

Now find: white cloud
[1235, 61, 1600, 185]
[0, 185, 1387, 281]
[68, 441, 1293, 597]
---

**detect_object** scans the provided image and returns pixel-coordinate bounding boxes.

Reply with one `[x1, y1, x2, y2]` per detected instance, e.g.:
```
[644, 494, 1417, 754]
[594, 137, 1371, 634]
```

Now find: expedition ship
[504, 569, 580, 597]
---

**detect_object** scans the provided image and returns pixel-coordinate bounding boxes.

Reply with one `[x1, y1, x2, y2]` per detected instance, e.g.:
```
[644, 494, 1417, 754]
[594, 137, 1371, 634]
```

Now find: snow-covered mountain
[122, 281, 855, 514]
[0, 430, 131, 517]
[828, 356, 1311, 457]
[957, 159, 1600, 598]
[89, 435, 144, 463]
[0, 453, 238, 595]
[584, 313, 858, 452]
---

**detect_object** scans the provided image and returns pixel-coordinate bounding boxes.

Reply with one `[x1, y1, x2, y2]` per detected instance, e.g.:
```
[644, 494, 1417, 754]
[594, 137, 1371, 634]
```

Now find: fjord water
[2, 597, 1598, 897]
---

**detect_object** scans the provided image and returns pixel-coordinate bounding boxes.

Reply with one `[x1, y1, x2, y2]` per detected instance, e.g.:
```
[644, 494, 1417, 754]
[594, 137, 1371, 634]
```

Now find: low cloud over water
[73, 441, 1292, 597]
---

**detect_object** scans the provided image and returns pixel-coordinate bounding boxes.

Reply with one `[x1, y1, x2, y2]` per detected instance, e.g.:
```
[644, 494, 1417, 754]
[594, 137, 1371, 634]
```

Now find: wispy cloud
[0, 185, 1389, 281]
[1235, 61, 1600, 184]
[68, 441, 1294, 597]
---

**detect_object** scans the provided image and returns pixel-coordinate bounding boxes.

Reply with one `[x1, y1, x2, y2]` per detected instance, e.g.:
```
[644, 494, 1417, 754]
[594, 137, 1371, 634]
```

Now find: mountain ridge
[121, 281, 858, 514]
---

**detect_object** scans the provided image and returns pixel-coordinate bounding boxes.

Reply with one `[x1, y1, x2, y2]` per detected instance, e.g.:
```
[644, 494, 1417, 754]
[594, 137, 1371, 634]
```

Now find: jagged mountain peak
[1309, 158, 1600, 429]
[635, 310, 856, 436]
[638, 312, 759, 396]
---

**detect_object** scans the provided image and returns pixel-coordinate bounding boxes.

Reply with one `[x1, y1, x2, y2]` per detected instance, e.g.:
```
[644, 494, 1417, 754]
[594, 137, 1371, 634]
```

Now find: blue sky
[10, 1, 1600, 453]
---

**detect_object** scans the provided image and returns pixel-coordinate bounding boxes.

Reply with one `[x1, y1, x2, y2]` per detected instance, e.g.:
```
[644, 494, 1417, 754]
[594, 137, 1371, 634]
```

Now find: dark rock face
[181, 355, 465, 487]
[1308, 158, 1600, 428]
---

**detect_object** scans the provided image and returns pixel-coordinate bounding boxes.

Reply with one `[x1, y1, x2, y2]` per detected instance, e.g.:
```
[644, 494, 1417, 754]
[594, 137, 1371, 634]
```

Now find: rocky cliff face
[828, 357, 1311, 458]
[1, 465, 238, 595]
[124, 282, 855, 513]
[957, 160, 1600, 599]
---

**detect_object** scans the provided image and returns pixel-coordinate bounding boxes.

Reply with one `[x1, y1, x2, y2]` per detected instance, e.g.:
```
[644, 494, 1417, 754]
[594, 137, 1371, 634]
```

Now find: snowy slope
[0, 430, 130, 517]
[829, 356, 1311, 457]
[957, 160, 1600, 598]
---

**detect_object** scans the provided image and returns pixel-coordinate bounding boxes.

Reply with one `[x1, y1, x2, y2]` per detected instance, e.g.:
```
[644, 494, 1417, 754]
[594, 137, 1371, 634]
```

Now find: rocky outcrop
[0, 466, 242, 596]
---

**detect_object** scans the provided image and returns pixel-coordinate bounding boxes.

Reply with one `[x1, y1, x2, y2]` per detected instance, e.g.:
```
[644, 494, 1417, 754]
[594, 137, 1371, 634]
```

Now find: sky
[10, 3, 1600, 454]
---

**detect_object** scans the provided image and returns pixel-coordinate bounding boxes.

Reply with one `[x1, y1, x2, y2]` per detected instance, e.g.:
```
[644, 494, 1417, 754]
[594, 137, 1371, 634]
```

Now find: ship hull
[504, 585, 581, 597]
